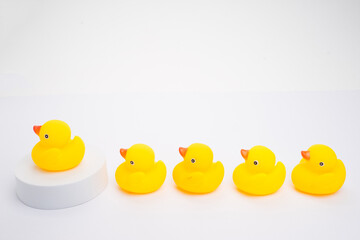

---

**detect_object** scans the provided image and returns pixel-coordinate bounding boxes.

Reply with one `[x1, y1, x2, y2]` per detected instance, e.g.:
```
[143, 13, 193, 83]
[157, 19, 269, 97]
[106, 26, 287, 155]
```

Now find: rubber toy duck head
[241, 146, 276, 173]
[179, 143, 213, 171]
[33, 120, 71, 147]
[120, 144, 155, 172]
[300, 144, 338, 173]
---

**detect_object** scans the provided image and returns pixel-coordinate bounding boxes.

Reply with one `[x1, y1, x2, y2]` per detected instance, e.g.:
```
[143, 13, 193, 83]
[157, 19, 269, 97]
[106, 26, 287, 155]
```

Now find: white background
[0, 0, 360, 95]
[1, 1, 360, 240]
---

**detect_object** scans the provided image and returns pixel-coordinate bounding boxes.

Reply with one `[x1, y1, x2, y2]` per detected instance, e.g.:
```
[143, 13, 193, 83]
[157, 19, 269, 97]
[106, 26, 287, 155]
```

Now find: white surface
[1, 0, 360, 96]
[15, 148, 108, 209]
[1, 91, 360, 239]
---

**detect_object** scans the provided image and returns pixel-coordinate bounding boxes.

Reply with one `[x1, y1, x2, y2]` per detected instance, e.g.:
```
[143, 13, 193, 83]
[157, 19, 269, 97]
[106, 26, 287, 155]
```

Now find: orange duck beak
[301, 151, 310, 160]
[33, 125, 41, 136]
[179, 147, 187, 158]
[241, 149, 249, 160]
[120, 148, 127, 159]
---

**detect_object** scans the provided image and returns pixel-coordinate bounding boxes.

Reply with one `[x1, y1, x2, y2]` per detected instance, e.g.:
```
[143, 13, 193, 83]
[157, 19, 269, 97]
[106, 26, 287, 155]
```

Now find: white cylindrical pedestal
[15, 148, 108, 210]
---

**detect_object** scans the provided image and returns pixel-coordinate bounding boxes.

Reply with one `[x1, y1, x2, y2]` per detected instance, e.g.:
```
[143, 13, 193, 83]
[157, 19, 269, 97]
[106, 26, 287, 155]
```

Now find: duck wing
[129, 172, 146, 185]
[186, 172, 205, 186]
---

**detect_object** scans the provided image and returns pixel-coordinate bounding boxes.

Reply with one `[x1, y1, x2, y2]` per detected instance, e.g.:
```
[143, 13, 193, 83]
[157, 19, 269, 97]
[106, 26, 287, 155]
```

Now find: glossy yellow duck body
[173, 143, 224, 194]
[233, 146, 286, 195]
[31, 120, 85, 171]
[291, 144, 346, 195]
[115, 144, 166, 194]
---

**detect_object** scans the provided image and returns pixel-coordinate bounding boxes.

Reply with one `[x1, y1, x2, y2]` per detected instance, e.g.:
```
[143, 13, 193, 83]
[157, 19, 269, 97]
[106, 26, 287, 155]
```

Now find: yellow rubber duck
[173, 143, 224, 194]
[115, 144, 166, 194]
[31, 120, 85, 171]
[233, 146, 286, 195]
[291, 144, 346, 195]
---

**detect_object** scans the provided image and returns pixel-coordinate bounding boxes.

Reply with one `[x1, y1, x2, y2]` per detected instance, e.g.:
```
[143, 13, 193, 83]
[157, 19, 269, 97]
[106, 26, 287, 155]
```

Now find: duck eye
[191, 159, 196, 163]
[319, 162, 324, 167]
[130, 161, 134, 165]
[44, 134, 49, 139]
[253, 160, 258, 165]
